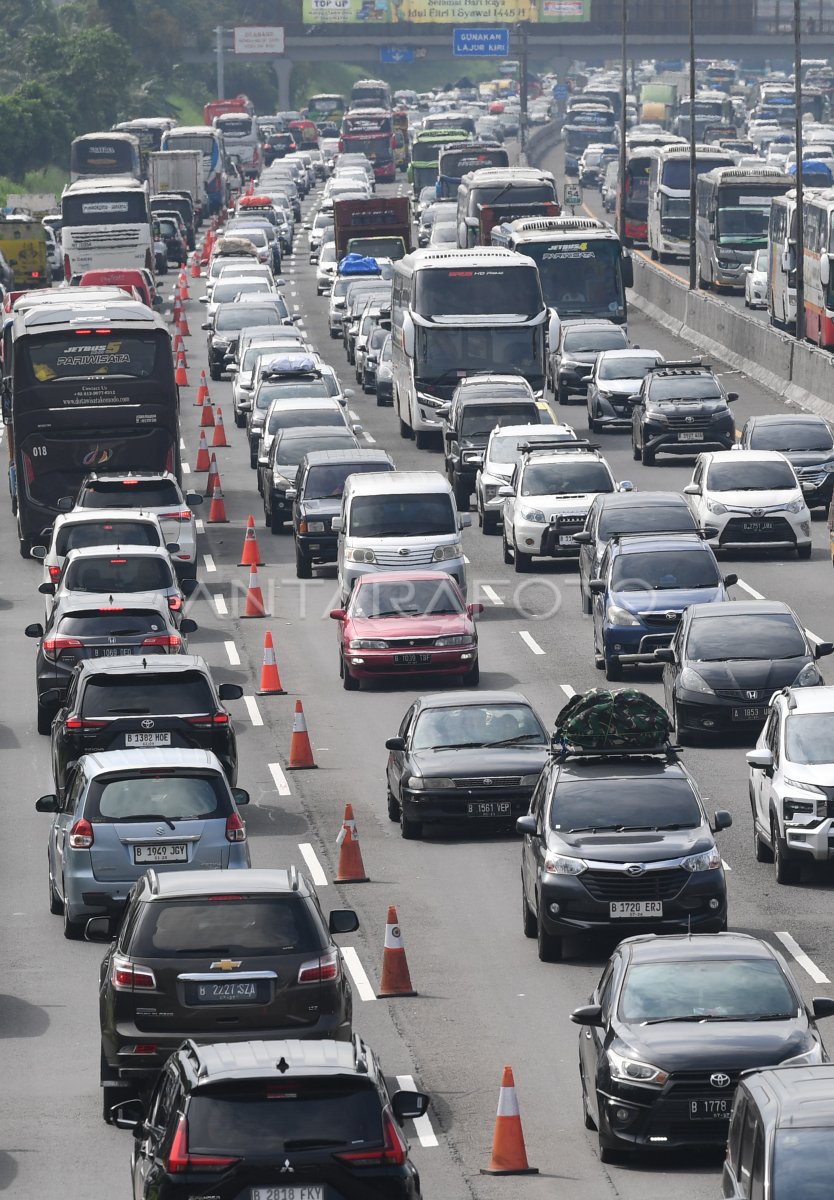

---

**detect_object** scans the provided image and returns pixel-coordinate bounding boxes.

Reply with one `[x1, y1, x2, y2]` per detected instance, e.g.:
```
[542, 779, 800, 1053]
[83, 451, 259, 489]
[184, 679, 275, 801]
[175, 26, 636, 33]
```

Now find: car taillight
[159, 511, 192, 521]
[65, 716, 110, 731]
[297, 947, 340, 984]
[64, 255, 71, 281]
[48, 565, 62, 582]
[185, 712, 229, 726]
[110, 953, 156, 992]
[22, 452, 35, 485]
[225, 812, 246, 843]
[43, 636, 83, 660]
[167, 1113, 240, 1173]
[142, 634, 182, 649]
[336, 1109, 407, 1167]
[68, 818, 95, 849]
[168, 595, 183, 611]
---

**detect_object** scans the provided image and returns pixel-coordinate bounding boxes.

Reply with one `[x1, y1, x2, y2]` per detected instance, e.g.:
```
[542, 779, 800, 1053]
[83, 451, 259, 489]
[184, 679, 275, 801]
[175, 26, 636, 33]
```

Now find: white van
[334, 471, 470, 601]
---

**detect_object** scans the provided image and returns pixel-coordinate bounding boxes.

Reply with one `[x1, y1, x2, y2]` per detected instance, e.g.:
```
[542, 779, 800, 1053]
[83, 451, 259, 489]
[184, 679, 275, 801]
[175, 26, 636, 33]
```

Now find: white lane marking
[349, 409, 359, 420]
[298, 843, 328, 886]
[342, 947, 376, 1002]
[519, 630, 545, 655]
[269, 761, 291, 797]
[181, 462, 191, 475]
[244, 695, 264, 727]
[224, 640, 240, 666]
[463, 555, 470, 564]
[804, 627, 823, 646]
[213, 593, 227, 615]
[722, 859, 732, 872]
[560, 684, 576, 698]
[363, 431, 376, 444]
[179, 437, 186, 450]
[203, 553, 216, 573]
[736, 578, 764, 600]
[775, 931, 830, 983]
[195, 518, 205, 533]
[395, 1075, 439, 1148]
[482, 585, 503, 606]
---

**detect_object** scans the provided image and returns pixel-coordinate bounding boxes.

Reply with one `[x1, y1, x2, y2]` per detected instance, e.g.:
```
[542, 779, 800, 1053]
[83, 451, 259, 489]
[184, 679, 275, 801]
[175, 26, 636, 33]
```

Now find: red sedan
[330, 571, 482, 691]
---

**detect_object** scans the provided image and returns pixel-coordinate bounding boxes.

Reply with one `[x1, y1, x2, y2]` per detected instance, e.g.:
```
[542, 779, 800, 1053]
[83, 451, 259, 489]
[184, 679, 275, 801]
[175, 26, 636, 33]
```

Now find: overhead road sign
[381, 46, 415, 62]
[233, 26, 285, 55]
[453, 28, 510, 56]
[302, 0, 588, 23]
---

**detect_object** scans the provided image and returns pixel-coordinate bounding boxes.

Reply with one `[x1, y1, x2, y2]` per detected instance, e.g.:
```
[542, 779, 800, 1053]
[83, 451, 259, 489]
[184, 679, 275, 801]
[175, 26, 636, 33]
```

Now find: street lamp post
[617, 0, 628, 243]
[794, 0, 805, 340]
[688, 0, 697, 289]
[215, 25, 225, 100]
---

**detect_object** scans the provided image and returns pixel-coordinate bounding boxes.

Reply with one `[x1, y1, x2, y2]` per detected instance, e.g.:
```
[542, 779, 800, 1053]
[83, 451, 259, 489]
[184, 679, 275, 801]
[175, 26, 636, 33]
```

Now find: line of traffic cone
[257, 631, 285, 694]
[204, 452, 220, 496]
[240, 565, 266, 618]
[335, 803, 368, 882]
[191, 253, 201, 278]
[178, 314, 191, 337]
[287, 700, 317, 769]
[207, 482, 228, 523]
[480, 1067, 537, 1176]
[195, 370, 209, 406]
[212, 408, 229, 448]
[200, 396, 215, 428]
[194, 430, 210, 472]
[377, 905, 415, 997]
[238, 515, 263, 566]
[173, 332, 184, 356]
[175, 351, 189, 387]
[172, 298, 182, 324]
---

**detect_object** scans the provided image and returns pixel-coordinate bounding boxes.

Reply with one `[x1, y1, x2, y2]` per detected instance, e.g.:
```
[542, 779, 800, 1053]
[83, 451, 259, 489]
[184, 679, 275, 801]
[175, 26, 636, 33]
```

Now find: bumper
[800, 476, 834, 507]
[785, 818, 834, 860]
[340, 559, 467, 599]
[592, 394, 635, 429]
[401, 785, 532, 826]
[643, 427, 735, 456]
[596, 1080, 735, 1151]
[345, 645, 476, 680]
[208, 343, 232, 370]
[706, 513, 810, 552]
[713, 265, 747, 289]
[538, 523, 585, 558]
[557, 369, 592, 396]
[603, 626, 676, 658]
[538, 869, 728, 938]
[674, 689, 771, 735]
[297, 532, 336, 563]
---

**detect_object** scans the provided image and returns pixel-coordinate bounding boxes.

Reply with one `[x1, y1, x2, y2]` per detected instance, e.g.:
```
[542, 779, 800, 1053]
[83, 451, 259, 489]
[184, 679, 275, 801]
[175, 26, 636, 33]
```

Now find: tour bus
[457, 167, 557, 248]
[436, 143, 509, 200]
[421, 112, 478, 137]
[340, 109, 396, 181]
[409, 130, 470, 197]
[646, 142, 736, 261]
[112, 118, 176, 176]
[5, 301, 180, 556]
[672, 91, 733, 139]
[767, 190, 801, 332]
[391, 246, 547, 447]
[616, 136, 683, 245]
[563, 103, 617, 175]
[308, 93, 346, 125]
[213, 112, 262, 179]
[491, 216, 633, 330]
[350, 79, 393, 111]
[161, 125, 226, 214]
[801, 188, 834, 347]
[60, 178, 154, 281]
[696, 165, 792, 290]
[70, 133, 141, 183]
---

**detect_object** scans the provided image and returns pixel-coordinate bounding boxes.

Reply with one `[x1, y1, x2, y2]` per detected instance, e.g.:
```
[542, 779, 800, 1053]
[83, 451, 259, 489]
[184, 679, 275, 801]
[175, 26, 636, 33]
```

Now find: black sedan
[658, 601, 833, 743]
[738, 412, 834, 510]
[385, 690, 548, 839]
[572, 932, 834, 1161]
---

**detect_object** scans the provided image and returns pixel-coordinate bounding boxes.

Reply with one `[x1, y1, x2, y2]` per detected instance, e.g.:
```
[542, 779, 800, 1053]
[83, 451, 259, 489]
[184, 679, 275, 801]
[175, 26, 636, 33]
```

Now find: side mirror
[110, 1099, 145, 1131]
[391, 1090, 430, 1123]
[200, 321, 211, 330]
[181, 577, 199, 597]
[285, 487, 297, 501]
[39, 688, 62, 705]
[35, 794, 59, 813]
[232, 787, 250, 806]
[186, 492, 203, 506]
[227, 365, 239, 376]
[331, 516, 343, 533]
[57, 496, 74, 512]
[351, 422, 363, 434]
[727, 392, 739, 403]
[713, 809, 733, 832]
[219, 682, 244, 701]
[459, 514, 472, 528]
[570, 1003, 604, 1027]
[653, 647, 675, 663]
[30, 545, 48, 560]
[683, 483, 701, 496]
[821, 254, 831, 287]
[621, 254, 634, 289]
[617, 480, 634, 493]
[588, 579, 606, 594]
[815, 641, 834, 658]
[573, 530, 592, 545]
[746, 746, 773, 771]
[466, 602, 485, 616]
[165, 542, 181, 554]
[38, 582, 56, 596]
[25, 622, 44, 638]
[198, 295, 209, 303]
[515, 813, 537, 837]
[328, 908, 359, 934]
[85, 915, 115, 943]
[812, 996, 834, 1019]
[344, 388, 355, 398]
[385, 736, 405, 752]
[330, 608, 347, 621]
[179, 617, 198, 634]
[723, 573, 738, 587]
[497, 485, 514, 498]
[402, 312, 415, 358]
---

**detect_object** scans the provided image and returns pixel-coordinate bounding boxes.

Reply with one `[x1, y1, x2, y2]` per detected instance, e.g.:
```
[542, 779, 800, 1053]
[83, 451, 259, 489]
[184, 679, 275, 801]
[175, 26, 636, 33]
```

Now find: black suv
[441, 375, 541, 509]
[518, 742, 732, 961]
[49, 655, 242, 795]
[91, 867, 360, 1122]
[630, 361, 737, 466]
[116, 1035, 428, 1198]
[201, 302, 286, 380]
[738, 412, 834, 510]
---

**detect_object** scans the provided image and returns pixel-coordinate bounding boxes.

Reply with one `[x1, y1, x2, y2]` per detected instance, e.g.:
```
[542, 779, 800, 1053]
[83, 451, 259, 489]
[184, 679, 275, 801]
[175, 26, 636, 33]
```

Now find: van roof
[344, 470, 452, 496]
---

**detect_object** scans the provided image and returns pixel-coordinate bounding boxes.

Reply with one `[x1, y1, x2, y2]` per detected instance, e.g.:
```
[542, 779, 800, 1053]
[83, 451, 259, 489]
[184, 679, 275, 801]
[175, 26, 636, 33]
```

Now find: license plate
[609, 901, 663, 918]
[251, 1188, 324, 1200]
[467, 801, 511, 816]
[188, 980, 267, 1006]
[741, 521, 774, 531]
[133, 843, 187, 864]
[125, 732, 171, 747]
[92, 646, 130, 657]
[677, 431, 704, 441]
[558, 534, 577, 545]
[731, 706, 768, 721]
[393, 653, 432, 665]
[689, 1097, 732, 1120]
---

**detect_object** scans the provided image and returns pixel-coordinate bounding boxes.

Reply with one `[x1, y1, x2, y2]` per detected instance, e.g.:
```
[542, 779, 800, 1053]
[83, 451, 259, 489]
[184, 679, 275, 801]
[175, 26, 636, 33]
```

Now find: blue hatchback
[589, 532, 736, 680]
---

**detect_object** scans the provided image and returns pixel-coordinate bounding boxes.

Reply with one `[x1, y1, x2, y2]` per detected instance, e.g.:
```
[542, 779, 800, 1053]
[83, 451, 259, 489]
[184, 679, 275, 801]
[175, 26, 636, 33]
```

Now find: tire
[640, 442, 655, 466]
[557, 384, 570, 406]
[581, 1073, 597, 1130]
[599, 1141, 623, 1164]
[773, 820, 800, 884]
[753, 814, 773, 863]
[295, 547, 312, 579]
[502, 531, 513, 565]
[387, 790, 401, 822]
[798, 544, 812, 560]
[37, 702, 54, 736]
[209, 364, 221, 381]
[453, 478, 470, 510]
[376, 391, 386, 407]
[269, 504, 284, 535]
[514, 544, 532, 573]
[604, 656, 623, 682]
[101, 1082, 122, 1125]
[62, 896, 85, 940]
[400, 810, 422, 840]
[462, 661, 480, 687]
[537, 912, 562, 962]
[249, 450, 258, 470]
[48, 862, 62, 915]
[341, 655, 359, 691]
[482, 511, 498, 536]
[234, 409, 246, 429]
[580, 587, 592, 616]
[632, 435, 641, 461]
[399, 416, 412, 440]
[18, 533, 31, 560]
[522, 882, 537, 938]
[414, 430, 431, 450]
[588, 411, 600, 433]
[650, 246, 658, 261]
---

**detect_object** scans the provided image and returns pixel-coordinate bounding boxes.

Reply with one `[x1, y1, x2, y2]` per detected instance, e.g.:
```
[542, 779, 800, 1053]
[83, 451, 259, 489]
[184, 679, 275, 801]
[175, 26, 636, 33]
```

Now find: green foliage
[0, 167, 67, 210]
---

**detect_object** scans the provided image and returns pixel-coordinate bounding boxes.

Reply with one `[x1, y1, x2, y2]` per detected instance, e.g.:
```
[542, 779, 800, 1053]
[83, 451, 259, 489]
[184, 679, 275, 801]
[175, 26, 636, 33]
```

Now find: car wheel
[502, 531, 512, 565]
[453, 478, 470, 510]
[632, 434, 641, 461]
[462, 660, 479, 687]
[598, 1139, 624, 1164]
[269, 505, 284, 535]
[580, 586, 592, 615]
[209, 365, 221, 381]
[295, 547, 312, 579]
[798, 543, 812, 559]
[376, 390, 386, 407]
[514, 543, 532, 573]
[483, 512, 498, 536]
[234, 409, 246, 428]
[414, 430, 432, 450]
[588, 411, 600, 433]
[581, 1071, 597, 1130]
[522, 881, 536, 938]
[62, 895, 84, 940]
[399, 416, 412, 440]
[773, 819, 800, 884]
[48, 861, 62, 915]
[604, 656, 623, 682]
[387, 790, 401, 821]
[400, 810, 422, 840]
[537, 911, 562, 962]
[249, 450, 258, 470]
[37, 702, 54, 736]
[557, 384, 569, 406]
[640, 442, 655, 466]
[753, 814, 774, 863]
[341, 655, 359, 691]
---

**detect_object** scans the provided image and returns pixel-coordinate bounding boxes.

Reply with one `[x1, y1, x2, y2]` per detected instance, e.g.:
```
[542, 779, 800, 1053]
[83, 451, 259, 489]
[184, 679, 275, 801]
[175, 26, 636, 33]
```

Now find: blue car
[589, 532, 736, 681]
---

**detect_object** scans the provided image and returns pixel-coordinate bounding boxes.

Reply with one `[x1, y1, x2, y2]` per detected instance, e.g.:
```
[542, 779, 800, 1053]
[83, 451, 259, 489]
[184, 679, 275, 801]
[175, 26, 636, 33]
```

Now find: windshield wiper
[489, 733, 544, 746]
[431, 740, 486, 751]
[116, 814, 176, 829]
[566, 823, 649, 833]
[642, 1012, 794, 1025]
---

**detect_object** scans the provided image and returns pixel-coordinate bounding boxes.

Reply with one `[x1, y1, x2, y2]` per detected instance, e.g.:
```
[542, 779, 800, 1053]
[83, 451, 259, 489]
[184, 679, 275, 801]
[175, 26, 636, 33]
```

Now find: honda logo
[710, 1072, 731, 1089]
[625, 863, 645, 876]
[745, 690, 758, 700]
[141, 719, 155, 729]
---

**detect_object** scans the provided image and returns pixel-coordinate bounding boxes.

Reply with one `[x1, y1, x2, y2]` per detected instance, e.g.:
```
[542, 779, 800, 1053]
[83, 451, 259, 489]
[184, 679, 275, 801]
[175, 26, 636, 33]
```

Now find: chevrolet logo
[211, 959, 242, 971]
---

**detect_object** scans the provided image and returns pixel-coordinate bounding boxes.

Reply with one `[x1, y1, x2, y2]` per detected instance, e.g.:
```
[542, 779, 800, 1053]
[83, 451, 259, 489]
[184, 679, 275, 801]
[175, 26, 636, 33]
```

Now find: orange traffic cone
[257, 631, 285, 695]
[212, 407, 229, 448]
[195, 370, 209, 407]
[191, 253, 201, 278]
[172, 332, 183, 356]
[194, 430, 210, 472]
[204, 452, 220, 497]
[287, 700, 317, 769]
[207, 482, 229, 523]
[377, 905, 416, 997]
[175, 352, 189, 387]
[200, 397, 215, 428]
[481, 1067, 537, 1176]
[238, 515, 263, 566]
[335, 803, 368, 883]
[178, 315, 191, 337]
[241, 565, 266, 618]
[201, 229, 214, 263]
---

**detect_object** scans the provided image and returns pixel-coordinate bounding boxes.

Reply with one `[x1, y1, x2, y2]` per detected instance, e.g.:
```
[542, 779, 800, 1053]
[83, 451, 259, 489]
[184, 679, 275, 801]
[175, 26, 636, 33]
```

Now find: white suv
[475, 424, 576, 535]
[748, 683, 834, 884]
[683, 449, 812, 558]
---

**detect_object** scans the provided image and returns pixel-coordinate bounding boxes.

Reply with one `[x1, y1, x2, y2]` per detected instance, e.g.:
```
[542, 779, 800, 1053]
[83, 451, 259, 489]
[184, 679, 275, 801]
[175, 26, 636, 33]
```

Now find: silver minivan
[334, 470, 470, 602]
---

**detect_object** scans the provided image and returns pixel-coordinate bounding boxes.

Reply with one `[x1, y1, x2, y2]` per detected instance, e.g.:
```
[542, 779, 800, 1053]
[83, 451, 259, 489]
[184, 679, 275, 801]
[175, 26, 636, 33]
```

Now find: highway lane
[5, 155, 834, 1199]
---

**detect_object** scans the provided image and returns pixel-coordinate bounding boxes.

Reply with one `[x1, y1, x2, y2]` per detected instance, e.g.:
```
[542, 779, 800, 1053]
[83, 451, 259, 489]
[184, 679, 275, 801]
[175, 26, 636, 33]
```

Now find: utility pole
[688, 0, 697, 289]
[617, 0, 628, 242]
[795, 0, 805, 339]
[215, 25, 225, 101]
[518, 22, 529, 164]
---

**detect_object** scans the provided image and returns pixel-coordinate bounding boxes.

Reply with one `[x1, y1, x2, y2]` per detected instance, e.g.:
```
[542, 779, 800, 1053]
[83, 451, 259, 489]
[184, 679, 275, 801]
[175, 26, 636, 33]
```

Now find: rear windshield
[267, 408, 344, 435]
[86, 772, 230, 822]
[304, 461, 391, 499]
[186, 1081, 382, 1155]
[748, 421, 834, 452]
[129, 896, 320, 958]
[563, 328, 628, 353]
[349, 493, 457, 537]
[57, 520, 161, 555]
[521, 461, 613, 496]
[81, 671, 214, 717]
[63, 555, 173, 593]
[80, 480, 181, 509]
[57, 609, 168, 637]
[214, 307, 282, 331]
[550, 775, 702, 832]
[611, 549, 720, 591]
[258, 379, 332, 408]
[598, 355, 661, 380]
[461, 404, 539, 437]
[598, 504, 695, 539]
[274, 432, 355, 465]
[26, 334, 159, 382]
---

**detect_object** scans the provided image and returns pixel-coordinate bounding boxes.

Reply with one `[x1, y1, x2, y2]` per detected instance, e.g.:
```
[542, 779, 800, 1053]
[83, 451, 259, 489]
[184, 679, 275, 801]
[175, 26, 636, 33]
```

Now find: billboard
[302, 0, 588, 21]
[233, 26, 285, 54]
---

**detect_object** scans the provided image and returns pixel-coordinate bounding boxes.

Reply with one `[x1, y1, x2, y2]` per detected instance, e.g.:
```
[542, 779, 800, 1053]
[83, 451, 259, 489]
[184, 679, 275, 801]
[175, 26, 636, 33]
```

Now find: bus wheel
[18, 530, 30, 560]
[650, 246, 658, 261]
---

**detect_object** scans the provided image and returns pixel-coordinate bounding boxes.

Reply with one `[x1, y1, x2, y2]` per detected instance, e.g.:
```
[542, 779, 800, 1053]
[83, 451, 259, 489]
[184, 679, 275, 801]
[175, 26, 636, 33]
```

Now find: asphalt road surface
[4, 153, 834, 1198]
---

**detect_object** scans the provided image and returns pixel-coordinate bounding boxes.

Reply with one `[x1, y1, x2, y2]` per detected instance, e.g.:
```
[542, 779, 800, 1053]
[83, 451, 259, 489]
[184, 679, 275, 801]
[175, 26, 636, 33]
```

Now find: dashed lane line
[775, 931, 830, 983]
[395, 1076, 440, 1148]
[736, 578, 764, 600]
[213, 593, 227, 615]
[482, 585, 503, 606]
[342, 947, 376, 1002]
[363, 431, 376, 444]
[243, 695, 264, 727]
[268, 761, 291, 797]
[181, 462, 191, 474]
[559, 684, 576, 698]
[519, 630, 545, 655]
[195, 518, 205, 534]
[298, 843, 328, 886]
[203, 553, 216, 573]
[224, 641, 240, 666]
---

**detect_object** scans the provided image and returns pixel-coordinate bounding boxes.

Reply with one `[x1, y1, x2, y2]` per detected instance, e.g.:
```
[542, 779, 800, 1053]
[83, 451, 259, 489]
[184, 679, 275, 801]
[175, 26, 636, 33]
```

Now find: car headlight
[706, 499, 728, 515]
[416, 391, 444, 409]
[462, 451, 484, 465]
[781, 1043, 825, 1066]
[607, 1048, 668, 1086]
[303, 520, 326, 533]
[349, 638, 387, 649]
[272, 472, 289, 486]
[483, 483, 500, 500]
[543, 853, 587, 875]
[681, 846, 722, 872]
[822, 462, 834, 473]
[786, 497, 805, 513]
[435, 635, 470, 647]
[794, 662, 821, 687]
[407, 776, 454, 790]
[606, 604, 640, 627]
[783, 777, 825, 796]
[213, 337, 230, 348]
[432, 542, 462, 562]
[783, 796, 816, 818]
[647, 410, 668, 424]
[345, 547, 377, 564]
[521, 509, 546, 523]
[679, 666, 714, 694]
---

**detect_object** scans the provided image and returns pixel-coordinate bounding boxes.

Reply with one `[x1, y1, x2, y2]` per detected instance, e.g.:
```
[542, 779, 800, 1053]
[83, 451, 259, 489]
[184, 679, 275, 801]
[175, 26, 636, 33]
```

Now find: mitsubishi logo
[710, 1072, 731, 1089]
[141, 719, 155, 729]
[625, 863, 645, 876]
[280, 1160, 295, 1174]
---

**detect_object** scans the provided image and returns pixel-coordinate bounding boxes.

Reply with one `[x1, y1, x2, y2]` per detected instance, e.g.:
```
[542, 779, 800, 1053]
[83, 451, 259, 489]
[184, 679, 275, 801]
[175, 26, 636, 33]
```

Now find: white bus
[767, 189, 799, 332]
[696, 165, 792, 290]
[70, 132, 141, 183]
[212, 112, 263, 179]
[647, 143, 735, 262]
[391, 246, 547, 448]
[802, 188, 834, 347]
[60, 178, 154, 280]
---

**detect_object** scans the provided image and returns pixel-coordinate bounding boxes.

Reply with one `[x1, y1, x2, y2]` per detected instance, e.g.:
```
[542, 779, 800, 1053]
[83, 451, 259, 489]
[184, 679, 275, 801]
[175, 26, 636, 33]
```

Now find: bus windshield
[415, 266, 543, 318]
[24, 334, 159, 383]
[716, 196, 772, 246]
[62, 192, 148, 226]
[662, 157, 732, 189]
[467, 183, 555, 214]
[416, 326, 544, 387]
[519, 241, 626, 320]
[71, 137, 138, 178]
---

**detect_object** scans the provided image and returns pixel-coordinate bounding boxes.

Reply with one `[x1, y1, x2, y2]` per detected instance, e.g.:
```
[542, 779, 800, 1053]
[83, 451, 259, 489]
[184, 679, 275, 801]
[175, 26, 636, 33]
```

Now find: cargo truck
[333, 196, 412, 260]
[147, 150, 205, 221]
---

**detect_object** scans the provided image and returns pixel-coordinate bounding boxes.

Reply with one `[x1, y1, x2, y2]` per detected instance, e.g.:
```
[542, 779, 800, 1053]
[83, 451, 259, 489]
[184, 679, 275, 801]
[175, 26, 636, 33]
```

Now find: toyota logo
[398, 547, 410, 556]
[141, 719, 155, 729]
[751, 508, 765, 517]
[710, 1072, 732, 1089]
[684, 415, 695, 424]
[625, 864, 645, 876]
[665, 611, 678, 621]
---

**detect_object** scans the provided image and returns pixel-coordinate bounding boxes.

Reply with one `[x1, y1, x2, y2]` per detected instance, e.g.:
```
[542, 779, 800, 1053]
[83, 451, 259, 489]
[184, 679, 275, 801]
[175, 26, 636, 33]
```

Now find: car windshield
[81, 672, 214, 717]
[130, 896, 320, 958]
[304, 462, 388, 500]
[489, 433, 561, 465]
[461, 404, 539, 437]
[549, 774, 702, 832]
[349, 493, 457, 537]
[412, 703, 545, 750]
[563, 329, 628, 353]
[267, 408, 344, 435]
[707, 461, 797, 491]
[86, 773, 229, 822]
[215, 307, 282, 331]
[274, 432, 355, 465]
[81, 480, 181, 508]
[649, 376, 722, 400]
[619, 958, 797, 1023]
[351, 577, 464, 618]
[63, 555, 172, 593]
[773, 1129, 834, 1200]
[56, 520, 160, 556]
[598, 355, 661, 381]
[785, 714, 834, 764]
[257, 380, 331, 409]
[687, 613, 806, 660]
[522, 461, 614, 495]
[598, 505, 695, 539]
[611, 549, 720, 591]
[749, 421, 834, 452]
